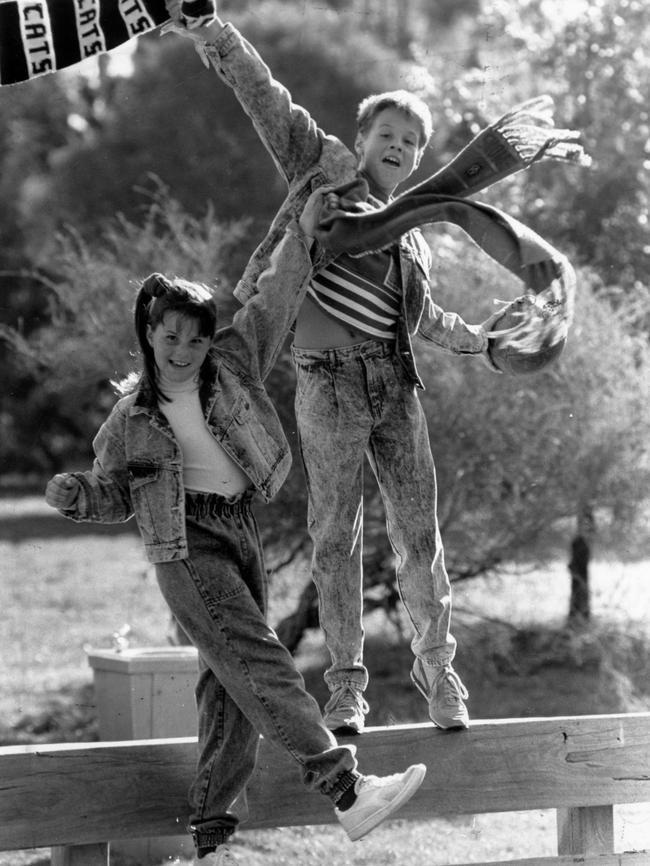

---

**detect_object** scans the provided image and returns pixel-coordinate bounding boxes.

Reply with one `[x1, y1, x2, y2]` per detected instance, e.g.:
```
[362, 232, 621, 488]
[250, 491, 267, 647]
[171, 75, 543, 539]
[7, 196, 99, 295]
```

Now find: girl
[45, 188, 425, 866]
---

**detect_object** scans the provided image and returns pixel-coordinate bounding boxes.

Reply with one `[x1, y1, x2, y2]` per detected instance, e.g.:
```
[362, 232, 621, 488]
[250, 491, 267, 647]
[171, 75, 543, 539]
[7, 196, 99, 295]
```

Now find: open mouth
[383, 155, 400, 167]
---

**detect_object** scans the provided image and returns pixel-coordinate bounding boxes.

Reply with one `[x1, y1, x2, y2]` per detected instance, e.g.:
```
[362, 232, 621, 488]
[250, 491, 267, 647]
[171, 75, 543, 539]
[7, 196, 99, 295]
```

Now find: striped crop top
[308, 246, 402, 341]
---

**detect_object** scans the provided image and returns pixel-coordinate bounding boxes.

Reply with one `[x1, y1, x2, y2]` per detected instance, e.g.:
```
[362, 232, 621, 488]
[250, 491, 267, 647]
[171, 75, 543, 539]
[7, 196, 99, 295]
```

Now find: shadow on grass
[0, 513, 138, 543]
[0, 683, 99, 747]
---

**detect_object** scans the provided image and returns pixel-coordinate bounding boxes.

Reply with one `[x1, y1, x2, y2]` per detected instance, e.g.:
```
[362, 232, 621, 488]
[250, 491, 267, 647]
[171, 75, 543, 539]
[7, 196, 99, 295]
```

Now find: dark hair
[134, 272, 218, 405]
[356, 90, 433, 149]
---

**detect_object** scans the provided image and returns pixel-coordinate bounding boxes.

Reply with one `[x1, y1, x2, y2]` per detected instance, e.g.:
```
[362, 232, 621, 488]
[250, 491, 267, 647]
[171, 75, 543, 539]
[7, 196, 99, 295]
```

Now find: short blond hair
[356, 90, 433, 149]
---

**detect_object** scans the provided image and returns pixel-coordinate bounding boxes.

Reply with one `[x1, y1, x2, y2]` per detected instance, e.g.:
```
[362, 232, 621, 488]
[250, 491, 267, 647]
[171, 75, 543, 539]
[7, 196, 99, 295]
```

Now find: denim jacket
[204, 24, 489, 387]
[59, 225, 313, 563]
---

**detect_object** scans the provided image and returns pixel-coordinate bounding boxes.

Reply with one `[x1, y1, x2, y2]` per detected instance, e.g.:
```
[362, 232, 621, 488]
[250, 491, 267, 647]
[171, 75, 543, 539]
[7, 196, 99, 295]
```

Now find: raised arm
[164, 13, 331, 183]
[217, 187, 329, 381]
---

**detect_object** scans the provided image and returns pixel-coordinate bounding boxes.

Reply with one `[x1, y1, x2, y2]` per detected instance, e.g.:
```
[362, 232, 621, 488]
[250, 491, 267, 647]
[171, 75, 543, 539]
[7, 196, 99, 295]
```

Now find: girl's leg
[188, 654, 260, 848]
[155, 493, 357, 849]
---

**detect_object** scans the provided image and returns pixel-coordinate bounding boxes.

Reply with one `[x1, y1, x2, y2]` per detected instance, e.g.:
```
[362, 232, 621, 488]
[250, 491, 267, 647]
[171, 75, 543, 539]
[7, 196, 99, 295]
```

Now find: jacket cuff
[204, 20, 237, 54]
[285, 219, 316, 255]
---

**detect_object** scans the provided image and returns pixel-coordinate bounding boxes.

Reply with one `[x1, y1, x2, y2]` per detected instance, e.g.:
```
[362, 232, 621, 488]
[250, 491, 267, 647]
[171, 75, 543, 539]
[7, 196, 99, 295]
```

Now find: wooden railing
[1, 713, 650, 866]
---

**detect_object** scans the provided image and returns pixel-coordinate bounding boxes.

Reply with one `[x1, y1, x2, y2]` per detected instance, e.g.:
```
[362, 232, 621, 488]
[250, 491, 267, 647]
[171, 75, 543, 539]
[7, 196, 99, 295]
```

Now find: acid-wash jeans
[155, 491, 357, 849]
[292, 339, 457, 693]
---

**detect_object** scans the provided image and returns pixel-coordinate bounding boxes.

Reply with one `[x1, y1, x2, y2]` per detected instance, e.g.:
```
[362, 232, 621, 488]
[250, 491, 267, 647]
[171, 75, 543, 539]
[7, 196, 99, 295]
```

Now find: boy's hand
[45, 474, 81, 510]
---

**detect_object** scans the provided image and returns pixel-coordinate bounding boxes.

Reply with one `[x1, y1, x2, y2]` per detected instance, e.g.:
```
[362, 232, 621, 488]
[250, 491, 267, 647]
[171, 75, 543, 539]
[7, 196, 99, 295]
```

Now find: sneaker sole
[326, 721, 363, 735]
[410, 667, 470, 730]
[323, 709, 365, 735]
[347, 763, 427, 842]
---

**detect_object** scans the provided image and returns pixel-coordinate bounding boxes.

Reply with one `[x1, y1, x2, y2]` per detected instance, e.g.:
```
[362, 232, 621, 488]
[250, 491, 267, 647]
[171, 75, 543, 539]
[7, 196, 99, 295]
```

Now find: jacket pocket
[127, 461, 165, 544]
[127, 461, 160, 485]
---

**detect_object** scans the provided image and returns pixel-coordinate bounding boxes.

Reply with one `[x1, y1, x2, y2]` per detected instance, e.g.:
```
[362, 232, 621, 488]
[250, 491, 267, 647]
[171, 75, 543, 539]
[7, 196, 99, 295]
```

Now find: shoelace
[439, 667, 469, 704]
[330, 685, 370, 715]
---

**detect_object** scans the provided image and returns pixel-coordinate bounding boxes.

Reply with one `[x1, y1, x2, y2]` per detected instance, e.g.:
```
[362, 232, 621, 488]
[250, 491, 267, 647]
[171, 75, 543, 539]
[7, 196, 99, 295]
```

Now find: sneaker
[193, 845, 239, 865]
[411, 659, 469, 729]
[323, 683, 369, 734]
[336, 763, 426, 841]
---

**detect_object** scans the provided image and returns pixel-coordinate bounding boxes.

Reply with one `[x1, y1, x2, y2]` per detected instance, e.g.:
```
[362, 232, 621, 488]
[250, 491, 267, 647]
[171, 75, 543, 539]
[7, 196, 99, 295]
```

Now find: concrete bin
[87, 646, 199, 864]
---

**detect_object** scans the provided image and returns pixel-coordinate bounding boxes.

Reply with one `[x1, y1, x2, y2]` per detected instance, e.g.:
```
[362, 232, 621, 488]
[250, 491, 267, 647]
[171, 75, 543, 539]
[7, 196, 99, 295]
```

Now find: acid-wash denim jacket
[203, 23, 489, 388]
[58, 225, 313, 563]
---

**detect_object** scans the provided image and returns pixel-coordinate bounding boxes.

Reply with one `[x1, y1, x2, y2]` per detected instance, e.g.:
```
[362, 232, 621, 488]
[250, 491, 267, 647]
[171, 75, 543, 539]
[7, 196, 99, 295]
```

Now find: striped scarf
[316, 97, 590, 371]
[0, 0, 214, 85]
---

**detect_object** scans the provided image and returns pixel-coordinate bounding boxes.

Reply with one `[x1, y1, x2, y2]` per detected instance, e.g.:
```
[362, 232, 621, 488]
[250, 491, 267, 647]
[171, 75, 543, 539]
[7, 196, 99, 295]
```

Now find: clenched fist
[45, 474, 81, 510]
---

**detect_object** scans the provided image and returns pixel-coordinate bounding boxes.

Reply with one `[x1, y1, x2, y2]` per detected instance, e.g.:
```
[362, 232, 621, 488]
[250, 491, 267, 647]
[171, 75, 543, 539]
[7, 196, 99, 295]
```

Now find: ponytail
[134, 272, 218, 405]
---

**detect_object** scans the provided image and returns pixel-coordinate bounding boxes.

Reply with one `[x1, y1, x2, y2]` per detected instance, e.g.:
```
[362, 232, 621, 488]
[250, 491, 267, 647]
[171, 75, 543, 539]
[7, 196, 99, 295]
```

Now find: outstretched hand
[45, 474, 81, 510]
[161, 0, 223, 36]
[161, 0, 223, 65]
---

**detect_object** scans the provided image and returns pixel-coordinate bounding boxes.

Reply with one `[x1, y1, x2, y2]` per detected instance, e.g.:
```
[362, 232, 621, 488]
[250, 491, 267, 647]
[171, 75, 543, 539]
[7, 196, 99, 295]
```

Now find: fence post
[50, 842, 109, 866]
[556, 805, 615, 856]
[86, 646, 199, 864]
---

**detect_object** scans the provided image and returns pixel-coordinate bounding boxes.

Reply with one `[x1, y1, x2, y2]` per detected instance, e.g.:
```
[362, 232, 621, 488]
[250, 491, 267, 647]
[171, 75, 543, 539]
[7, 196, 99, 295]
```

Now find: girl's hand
[161, 1, 224, 40]
[299, 186, 335, 238]
[160, 6, 224, 67]
[45, 475, 81, 510]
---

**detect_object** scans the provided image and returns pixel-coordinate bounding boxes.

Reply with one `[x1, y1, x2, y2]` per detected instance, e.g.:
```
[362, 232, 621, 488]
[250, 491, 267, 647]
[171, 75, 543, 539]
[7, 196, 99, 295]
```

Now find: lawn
[1, 496, 649, 865]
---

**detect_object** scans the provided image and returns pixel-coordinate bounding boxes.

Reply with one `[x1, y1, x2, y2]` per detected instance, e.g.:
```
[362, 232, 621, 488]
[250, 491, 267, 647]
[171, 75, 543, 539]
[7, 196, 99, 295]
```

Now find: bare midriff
[294, 295, 392, 348]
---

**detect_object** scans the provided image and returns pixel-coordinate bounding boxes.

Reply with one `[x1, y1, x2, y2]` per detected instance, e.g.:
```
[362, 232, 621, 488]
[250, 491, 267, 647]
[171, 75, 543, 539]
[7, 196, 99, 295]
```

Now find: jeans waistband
[185, 489, 253, 519]
[291, 338, 395, 365]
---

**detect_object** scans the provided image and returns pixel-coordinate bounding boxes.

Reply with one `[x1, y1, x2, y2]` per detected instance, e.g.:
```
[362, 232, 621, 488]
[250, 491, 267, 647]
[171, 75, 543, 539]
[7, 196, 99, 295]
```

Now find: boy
[167, 9, 502, 735]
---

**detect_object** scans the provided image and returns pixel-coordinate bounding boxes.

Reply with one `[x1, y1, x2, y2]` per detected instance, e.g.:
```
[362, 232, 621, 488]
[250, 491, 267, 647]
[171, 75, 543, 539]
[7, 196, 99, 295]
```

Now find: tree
[0, 184, 247, 474]
[463, 0, 650, 294]
[18, 3, 439, 269]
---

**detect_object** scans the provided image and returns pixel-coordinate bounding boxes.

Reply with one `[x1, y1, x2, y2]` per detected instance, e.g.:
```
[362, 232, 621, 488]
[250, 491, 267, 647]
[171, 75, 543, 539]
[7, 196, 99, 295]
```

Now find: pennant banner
[0, 0, 171, 85]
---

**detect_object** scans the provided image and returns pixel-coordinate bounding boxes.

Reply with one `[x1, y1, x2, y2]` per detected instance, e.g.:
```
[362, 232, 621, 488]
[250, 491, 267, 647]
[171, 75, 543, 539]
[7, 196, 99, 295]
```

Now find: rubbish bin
[87, 646, 199, 864]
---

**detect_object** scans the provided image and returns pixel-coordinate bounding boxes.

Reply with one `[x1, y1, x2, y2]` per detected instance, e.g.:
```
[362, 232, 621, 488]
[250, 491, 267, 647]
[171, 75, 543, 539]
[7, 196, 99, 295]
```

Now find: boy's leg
[292, 346, 374, 729]
[365, 355, 469, 728]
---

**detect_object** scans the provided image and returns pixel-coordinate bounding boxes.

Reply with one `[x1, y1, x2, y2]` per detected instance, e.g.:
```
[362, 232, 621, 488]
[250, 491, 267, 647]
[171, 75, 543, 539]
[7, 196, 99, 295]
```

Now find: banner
[0, 0, 170, 85]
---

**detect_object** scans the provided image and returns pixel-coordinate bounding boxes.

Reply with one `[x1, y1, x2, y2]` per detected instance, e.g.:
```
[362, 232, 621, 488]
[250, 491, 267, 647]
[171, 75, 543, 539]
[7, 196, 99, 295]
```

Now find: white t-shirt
[158, 375, 251, 497]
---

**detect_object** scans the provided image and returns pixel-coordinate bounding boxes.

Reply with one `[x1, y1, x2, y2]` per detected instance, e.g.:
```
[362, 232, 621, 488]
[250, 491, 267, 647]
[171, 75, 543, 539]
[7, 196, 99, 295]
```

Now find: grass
[1, 497, 650, 864]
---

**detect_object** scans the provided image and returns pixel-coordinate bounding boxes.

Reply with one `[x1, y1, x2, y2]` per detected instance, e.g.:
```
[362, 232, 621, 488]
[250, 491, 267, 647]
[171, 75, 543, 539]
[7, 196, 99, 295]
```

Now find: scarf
[316, 97, 589, 373]
[0, 0, 214, 85]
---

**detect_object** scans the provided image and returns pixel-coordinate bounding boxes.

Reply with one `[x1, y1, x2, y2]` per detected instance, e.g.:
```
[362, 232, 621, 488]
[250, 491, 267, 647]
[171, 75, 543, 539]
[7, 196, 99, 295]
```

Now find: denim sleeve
[417, 297, 488, 355]
[203, 23, 325, 183]
[219, 225, 313, 382]
[60, 406, 134, 524]
[404, 233, 489, 358]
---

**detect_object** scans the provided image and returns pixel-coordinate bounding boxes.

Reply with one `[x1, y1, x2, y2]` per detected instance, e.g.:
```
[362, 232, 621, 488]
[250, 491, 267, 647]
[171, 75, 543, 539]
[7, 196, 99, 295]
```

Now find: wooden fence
[1, 713, 650, 866]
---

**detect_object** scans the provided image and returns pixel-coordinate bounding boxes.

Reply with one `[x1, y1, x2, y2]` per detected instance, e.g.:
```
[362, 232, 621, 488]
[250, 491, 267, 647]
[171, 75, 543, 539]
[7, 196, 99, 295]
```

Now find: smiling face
[355, 107, 423, 197]
[146, 311, 212, 386]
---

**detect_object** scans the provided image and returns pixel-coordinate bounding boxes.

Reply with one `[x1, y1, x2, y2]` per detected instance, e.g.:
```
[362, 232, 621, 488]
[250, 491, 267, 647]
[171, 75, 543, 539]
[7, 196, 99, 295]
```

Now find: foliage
[20, 2, 438, 263]
[0, 184, 247, 472]
[417, 224, 650, 573]
[1, 0, 649, 586]
[466, 0, 650, 294]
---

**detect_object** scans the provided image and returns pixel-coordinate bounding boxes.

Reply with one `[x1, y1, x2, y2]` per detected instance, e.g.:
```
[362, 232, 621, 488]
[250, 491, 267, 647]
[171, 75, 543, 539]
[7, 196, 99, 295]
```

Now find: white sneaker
[411, 659, 470, 729]
[336, 763, 426, 841]
[323, 683, 369, 734]
[193, 844, 239, 865]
